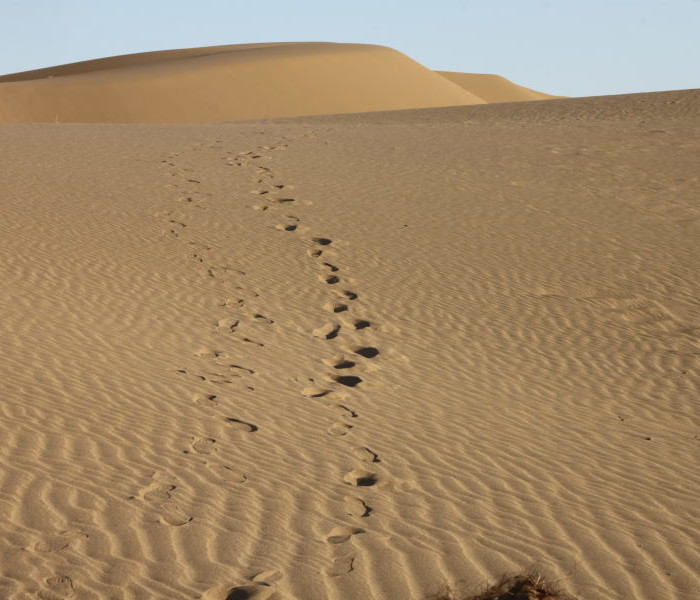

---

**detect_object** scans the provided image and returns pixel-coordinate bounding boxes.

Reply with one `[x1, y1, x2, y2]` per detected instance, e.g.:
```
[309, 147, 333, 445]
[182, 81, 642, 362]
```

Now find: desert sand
[0, 43, 699, 600]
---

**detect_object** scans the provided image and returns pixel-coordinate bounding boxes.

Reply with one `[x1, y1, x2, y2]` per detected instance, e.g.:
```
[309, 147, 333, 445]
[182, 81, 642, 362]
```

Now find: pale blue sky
[1, 0, 698, 97]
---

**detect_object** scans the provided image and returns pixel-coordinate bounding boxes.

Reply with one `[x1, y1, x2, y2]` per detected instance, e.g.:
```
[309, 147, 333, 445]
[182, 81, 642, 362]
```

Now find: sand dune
[436, 71, 562, 103]
[1, 86, 698, 599]
[0, 42, 486, 123]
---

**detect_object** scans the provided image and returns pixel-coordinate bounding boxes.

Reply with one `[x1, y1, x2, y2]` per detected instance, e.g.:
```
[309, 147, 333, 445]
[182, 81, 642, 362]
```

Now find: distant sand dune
[0, 42, 486, 123]
[436, 71, 563, 103]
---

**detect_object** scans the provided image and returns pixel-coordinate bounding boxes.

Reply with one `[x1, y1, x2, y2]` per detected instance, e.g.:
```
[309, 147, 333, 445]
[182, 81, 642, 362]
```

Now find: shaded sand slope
[436, 71, 563, 102]
[0, 42, 483, 123]
[1, 89, 699, 600]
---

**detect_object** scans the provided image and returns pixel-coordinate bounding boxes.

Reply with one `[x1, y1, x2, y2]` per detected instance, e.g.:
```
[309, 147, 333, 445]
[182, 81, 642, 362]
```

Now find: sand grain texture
[0, 73, 698, 600]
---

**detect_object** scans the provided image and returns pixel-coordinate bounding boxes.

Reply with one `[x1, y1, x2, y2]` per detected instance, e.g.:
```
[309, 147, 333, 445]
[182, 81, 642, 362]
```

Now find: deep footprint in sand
[325, 525, 364, 544]
[302, 386, 331, 398]
[222, 417, 258, 432]
[312, 323, 341, 340]
[343, 469, 378, 487]
[353, 346, 380, 358]
[312, 237, 333, 246]
[334, 375, 363, 387]
[202, 583, 270, 599]
[351, 446, 379, 463]
[327, 403, 358, 418]
[343, 496, 371, 517]
[324, 302, 348, 313]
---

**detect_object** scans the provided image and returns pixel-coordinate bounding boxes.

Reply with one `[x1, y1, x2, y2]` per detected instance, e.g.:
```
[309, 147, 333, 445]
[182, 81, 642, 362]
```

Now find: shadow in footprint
[325, 276, 340, 285]
[325, 302, 348, 313]
[335, 375, 362, 387]
[354, 347, 379, 358]
[313, 323, 341, 340]
[312, 237, 333, 246]
[223, 418, 258, 432]
[344, 469, 378, 487]
[343, 291, 358, 300]
[333, 360, 356, 369]
[353, 320, 371, 330]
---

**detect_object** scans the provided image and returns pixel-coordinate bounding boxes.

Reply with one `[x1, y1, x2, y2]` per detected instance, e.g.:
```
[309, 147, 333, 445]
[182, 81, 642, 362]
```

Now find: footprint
[276, 198, 296, 204]
[352, 346, 379, 358]
[331, 359, 356, 369]
[192, 393, 218, 406]
[175, 369, 206, 382]
[217, 318, 240, 333]
[33, 537, 70, 553]
[302, 386, 331, 398]
[334, 375, 362, 387]
[352, 320, 371, 330]
[275, 224, 297, 232]
[42, 575, 74, 598]
[222, 417, 258, 432]
[158, 502, 193, 526]
[195, 348, 222, 359]
[32, 531, 88, 553]
[228, 364, 256, 375]
[312, 237, 332, 246]
[343, 291, 358, 301]
[327, 404, 358, 418]
[312, 323, 341, 340]
[328, 423, 353, 436]
[324, 302, 348, 313]
[253, 314, 274, 325]
[351, 447, 379, 463]
[322, 275, 340, 285]
[142, 484, 175, 502]
[343, 497, 371, 517]
[325, 553, 355, 577]
[307, 249, 323, 258]
[207, 464, 248, 483]
[202, 583, 269, 600]
[343, 469, 377, 487]
[190, 438, 217, 454]
[325, 526, 364, 544]
[322, 262, 339, 272]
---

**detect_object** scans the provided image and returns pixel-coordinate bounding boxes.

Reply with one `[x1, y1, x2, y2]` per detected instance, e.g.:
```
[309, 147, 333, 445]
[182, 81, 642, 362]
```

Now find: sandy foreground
[1, 47, 699, 599]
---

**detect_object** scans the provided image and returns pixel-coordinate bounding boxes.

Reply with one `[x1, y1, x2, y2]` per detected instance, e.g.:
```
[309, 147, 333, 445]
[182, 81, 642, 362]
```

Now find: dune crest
[0, 42, 486, 123]
[436, 71, 563, 103]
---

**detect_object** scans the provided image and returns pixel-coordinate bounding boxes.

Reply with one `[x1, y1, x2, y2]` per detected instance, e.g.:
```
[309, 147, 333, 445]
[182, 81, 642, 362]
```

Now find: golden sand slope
[1, 89, 699, 600]
[436, 71, 563, 103]
[0, 42, 485, 123]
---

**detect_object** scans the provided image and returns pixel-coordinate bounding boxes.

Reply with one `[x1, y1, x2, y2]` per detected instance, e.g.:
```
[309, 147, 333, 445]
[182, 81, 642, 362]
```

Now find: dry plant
[427, 570, 579, 600]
